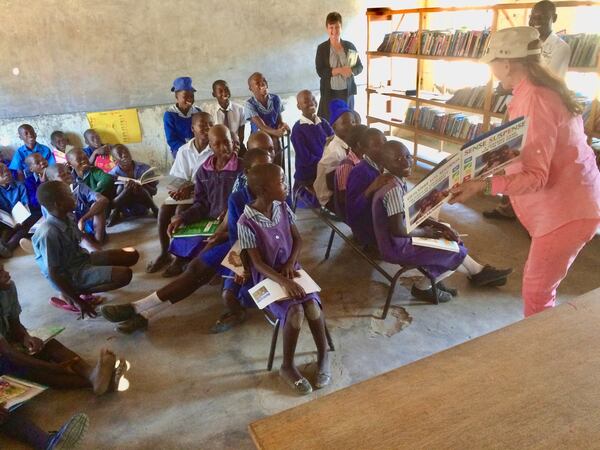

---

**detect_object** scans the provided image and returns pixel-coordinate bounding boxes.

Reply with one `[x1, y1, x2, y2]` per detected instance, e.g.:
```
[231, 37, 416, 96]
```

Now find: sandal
[210, 310, 247, 334]
[145, 254, 173, 274]
[279, 368, 313, 395]
[49, 297, 80, 313]
[314, 372, 332, 389]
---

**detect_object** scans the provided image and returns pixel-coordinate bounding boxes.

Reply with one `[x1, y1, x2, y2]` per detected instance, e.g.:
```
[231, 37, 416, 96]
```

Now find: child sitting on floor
[108, 144, 159, 226]
[67, 148, 115, 199]
[146, 112, 214, 276]
[209, 79, 246, 150]
[9, 124, 55, 180]
[0, 163, 40, 258]
[239, 163, 330, 393]
[333, 124, 368, 218]
[164, 76, 203, 158]
[45, 163, 109, 244]
[100, 125, 242, 334]
[49, 130, 71, 165]
[291, 90, 334, 208]
[370, 140, 513, 302]
[82, 129, 115, 173]
[23, 153, 48, 213]
[314, 99, 357, 209]
[32, 181, 139, 318]
[244, 72, 289, 164]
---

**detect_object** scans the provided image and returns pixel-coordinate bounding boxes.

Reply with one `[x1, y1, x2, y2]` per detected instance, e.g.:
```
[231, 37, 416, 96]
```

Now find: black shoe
[469, 265, 513, 287]
[482, 209, 515, 221]
[436, 281, 458, 297]
[101, 303, 136, 323]
[116, 314, 148, 334]
[411, 285, 453, 303]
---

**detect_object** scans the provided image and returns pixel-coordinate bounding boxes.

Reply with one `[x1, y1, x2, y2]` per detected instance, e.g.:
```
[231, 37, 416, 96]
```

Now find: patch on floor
[369, 306, 412, 338]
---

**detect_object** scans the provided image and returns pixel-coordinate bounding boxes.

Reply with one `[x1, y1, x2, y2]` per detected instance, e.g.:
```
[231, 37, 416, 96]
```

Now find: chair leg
[382, 270, 404, 319]
[324, 322, 335, 351]
[430, 276, 440, 305]
[267, 320, 280, 371]
[324, 229, 335, 260]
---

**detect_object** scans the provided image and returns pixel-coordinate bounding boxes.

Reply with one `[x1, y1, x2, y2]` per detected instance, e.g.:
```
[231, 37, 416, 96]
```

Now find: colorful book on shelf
[403, 116, 527, 233]
[563, 33, 600, 68]
[0, 376, 47, 412]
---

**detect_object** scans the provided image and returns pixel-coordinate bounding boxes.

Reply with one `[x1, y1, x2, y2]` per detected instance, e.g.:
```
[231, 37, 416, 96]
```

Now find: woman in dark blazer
[315, 12, 363, 121]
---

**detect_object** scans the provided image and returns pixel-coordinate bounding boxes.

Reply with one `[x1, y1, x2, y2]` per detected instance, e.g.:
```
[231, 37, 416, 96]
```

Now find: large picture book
[0, 376, 47, 411]
[248, 270, 321, 310]
[403, 116, 528, 232]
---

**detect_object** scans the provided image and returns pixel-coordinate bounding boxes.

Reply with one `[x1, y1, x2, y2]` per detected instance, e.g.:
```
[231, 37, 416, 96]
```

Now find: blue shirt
[73, 182, 100, 220]
[0, 182, 28, 213]
[163, 104, 202, 157]
[9, 143, 55, 174]
[32, 213, 90, 280]
[244, 94, 284, 133]
[82, 146, 94, 158]
[23, 174, 42, 212]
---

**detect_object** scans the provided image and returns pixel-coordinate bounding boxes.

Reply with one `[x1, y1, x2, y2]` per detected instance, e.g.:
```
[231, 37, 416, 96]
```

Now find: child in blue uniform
[23, 153, 48, 213]
[82, 129, 115, 173]
[9, 124, 55, 180]
[164, 76, 202, 158]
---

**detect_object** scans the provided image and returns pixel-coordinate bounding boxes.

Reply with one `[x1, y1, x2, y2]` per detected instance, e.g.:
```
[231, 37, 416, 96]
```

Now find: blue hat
[171, 77, 196, 92]
[329, 99, 352, 125]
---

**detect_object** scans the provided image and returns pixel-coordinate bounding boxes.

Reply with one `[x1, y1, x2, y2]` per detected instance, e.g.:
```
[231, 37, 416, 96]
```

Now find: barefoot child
[108, 144, 159, 226]
[49, 130, 71, 165]
[164, 76, 202, 158]
[240, 163, 330, 394]
[32, 181, 139, 318]
[146, 112, 214, 275]
[82, 129, 115, 173]
[23, 153, 49, 213]
[9, 124, 55, 180]
[210, 80, 246, 148]
[67, 148, 115, 199]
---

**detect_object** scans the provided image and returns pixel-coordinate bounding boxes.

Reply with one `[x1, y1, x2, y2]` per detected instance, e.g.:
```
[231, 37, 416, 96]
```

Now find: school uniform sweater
[163, 104, 202, 157]
[291, 115, 334, 184]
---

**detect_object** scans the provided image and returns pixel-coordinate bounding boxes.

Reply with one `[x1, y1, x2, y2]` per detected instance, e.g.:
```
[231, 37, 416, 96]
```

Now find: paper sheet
[86, 108, 142, 144]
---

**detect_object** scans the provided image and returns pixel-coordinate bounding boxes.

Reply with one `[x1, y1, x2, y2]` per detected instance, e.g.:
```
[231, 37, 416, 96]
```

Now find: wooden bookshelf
[366, 1, 600, 167]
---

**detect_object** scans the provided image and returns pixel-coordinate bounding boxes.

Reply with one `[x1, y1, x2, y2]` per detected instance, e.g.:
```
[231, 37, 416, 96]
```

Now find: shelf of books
[366, 2, 600, 168]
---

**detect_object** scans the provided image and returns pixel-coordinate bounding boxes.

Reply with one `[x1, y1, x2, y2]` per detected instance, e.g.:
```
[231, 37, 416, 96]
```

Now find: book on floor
[115, 166, 162, 186]
[220, 241, 245, 277]
[0, 376, 47, 412]
[0, 202, 31, 228]
[172, 219, 219, 238]
[248, 270, 321, 310]
[411, 237, 460, 253]
[403, 116, 527, 233]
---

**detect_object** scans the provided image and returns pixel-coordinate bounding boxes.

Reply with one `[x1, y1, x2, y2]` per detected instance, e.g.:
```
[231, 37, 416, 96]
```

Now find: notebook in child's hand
[411, 237, 460, 253]
[115, 167, 162, 186]
[0, 376, 47, 412]
[249, 270, 321, 309]
[172, 219, 219, 238]
[221, 241, 244, 277]
[0, 202, 31, 228]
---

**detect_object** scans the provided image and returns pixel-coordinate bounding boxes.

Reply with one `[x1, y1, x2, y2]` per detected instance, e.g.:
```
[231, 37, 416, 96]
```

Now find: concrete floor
[2, 184, 599, 449]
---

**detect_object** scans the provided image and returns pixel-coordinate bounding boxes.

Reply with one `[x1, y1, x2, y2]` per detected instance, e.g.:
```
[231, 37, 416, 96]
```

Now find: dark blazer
[315, 39, 363, 118]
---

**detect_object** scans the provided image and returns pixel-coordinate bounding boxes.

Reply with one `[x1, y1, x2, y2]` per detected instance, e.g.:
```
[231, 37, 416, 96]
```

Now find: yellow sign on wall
[86, 108, 142, 144]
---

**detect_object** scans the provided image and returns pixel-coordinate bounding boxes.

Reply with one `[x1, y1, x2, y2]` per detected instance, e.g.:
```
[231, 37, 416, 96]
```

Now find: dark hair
[37, 180, 67, 209]
[50, 130, 64, 142]
[347, 125, 368, 149]
[359, 127, 384, 149]
[326, 12, 342, 25]
[18, 123, 34, 133]
[191, 111, 213, 126]
[243, 148, 271, 170]
[247, 72, 265, 87]
[212, 79, 228, 92]
[534, 0, 556, 15]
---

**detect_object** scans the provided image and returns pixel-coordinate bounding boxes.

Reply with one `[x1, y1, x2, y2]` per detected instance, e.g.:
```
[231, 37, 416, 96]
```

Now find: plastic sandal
[49, 297, 80, 313]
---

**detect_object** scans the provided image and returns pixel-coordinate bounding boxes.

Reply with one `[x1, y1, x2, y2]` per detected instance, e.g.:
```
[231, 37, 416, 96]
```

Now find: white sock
[139, 302, 170, 320]
[414, 277, 432, 290]
[457, 255, 485, 276]
[132, 292, 164, 314]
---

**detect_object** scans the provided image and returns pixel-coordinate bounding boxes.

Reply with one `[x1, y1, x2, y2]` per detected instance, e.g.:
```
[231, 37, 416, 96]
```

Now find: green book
[173, 219, 219, 238]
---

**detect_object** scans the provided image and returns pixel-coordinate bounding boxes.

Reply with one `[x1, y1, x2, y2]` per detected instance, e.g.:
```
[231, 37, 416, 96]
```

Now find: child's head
[212, 80, 231, 108]
[329, 100, 357, 143]
[191, 112, 214, 147]
[36, 180, 76, 216]
[247, 131, 274, 157]
[360, 128, 387, 161]
[18, 124, 37, 148]
[50, 130, 68, 151]
[380, 140, 413, 179]
[208, 125, 234, 161]
[248, 72, 268, 98]
[247, 163, 287, 203]
[243, 148, 272, 175]
[171, 76, 196, 110]
[45, 163, 74, 185]
[0, 265, 11, 291]
[83, 129, 102, 149]
[0, 163, 14, 187]
[347, 125, 368, 158]
[25, 153, 49, 175]
[111, 144, 133, 171]
[296, 90, 317, 119]
[66, 148, 91, 174]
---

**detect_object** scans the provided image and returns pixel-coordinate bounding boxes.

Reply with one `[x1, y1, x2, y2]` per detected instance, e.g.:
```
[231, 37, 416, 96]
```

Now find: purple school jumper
[344, 158, 381, 247]
[238, 201, 320, 326]
[372, 179, 467, 278]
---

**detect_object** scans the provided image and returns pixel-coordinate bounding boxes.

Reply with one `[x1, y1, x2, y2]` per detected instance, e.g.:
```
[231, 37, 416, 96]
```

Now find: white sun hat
[481, 26, 541, 63]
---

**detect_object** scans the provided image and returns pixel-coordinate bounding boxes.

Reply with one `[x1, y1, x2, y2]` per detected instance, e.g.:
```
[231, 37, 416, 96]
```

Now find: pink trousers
[522, 218, 600, 317]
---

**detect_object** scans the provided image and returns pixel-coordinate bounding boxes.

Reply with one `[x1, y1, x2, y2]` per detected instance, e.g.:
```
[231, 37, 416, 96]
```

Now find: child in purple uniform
[238, 163, 331, 394]
[371, 141, 512, 302]
[332, 124, 367, 218]
[108, 144, 159, 226]
[291, 90, 334, 208]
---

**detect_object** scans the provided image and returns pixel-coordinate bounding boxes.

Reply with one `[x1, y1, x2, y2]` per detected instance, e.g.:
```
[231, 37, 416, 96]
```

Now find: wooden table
[249, 288, 600, 449]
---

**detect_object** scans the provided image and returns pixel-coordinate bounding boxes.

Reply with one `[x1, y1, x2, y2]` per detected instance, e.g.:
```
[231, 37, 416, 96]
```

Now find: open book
[221, 241, 244, 277]
[0, 376, 47, 411]
[248, 270, 321, 310]
[403, 116, 528, 233]
[0, 202, 31, 228]
[172, 219, 219, 238]
[116, 166, 162, 186]
[412, 237, 460, 253]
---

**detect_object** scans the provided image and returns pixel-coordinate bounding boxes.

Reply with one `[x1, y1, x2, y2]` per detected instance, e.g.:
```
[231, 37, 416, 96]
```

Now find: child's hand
[422, 225, 444, 239]
[206, 230, 228, 246]
[98, 144, 111, 156]
[437, 224, 460, 242]
[281, 279, 306, 299]
[125, 180, 138, 191]
[167, 216, 185, 237]
[281, 123, 291, 133]
[273, 127, 286, 138]
[373, 173, 395, 191]
[234, 271, 249, 285]
[280, 261, 297, 280]
[77, 300, 98, 320]
[23, 335, 44, 354]
[77, 217, 86, 232]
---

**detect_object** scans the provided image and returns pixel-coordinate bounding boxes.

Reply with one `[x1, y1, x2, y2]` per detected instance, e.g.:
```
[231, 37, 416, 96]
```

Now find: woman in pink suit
[450, 26, 600, 317]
